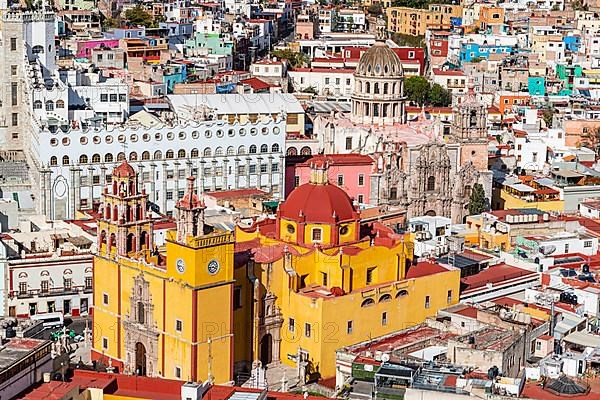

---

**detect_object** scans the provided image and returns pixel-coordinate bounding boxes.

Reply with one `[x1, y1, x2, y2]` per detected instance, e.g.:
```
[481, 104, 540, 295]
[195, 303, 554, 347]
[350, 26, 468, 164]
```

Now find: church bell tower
[97, 161, 154, 258]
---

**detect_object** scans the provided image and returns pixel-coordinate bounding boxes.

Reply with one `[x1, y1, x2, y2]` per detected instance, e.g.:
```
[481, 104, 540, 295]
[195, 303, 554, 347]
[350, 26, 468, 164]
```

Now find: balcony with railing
[12, 285, 93, 299]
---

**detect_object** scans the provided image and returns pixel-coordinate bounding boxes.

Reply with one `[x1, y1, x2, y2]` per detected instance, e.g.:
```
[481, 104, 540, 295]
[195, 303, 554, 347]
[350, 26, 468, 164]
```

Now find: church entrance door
[135, 342, 147, 375]
[260, 334, 273, 365]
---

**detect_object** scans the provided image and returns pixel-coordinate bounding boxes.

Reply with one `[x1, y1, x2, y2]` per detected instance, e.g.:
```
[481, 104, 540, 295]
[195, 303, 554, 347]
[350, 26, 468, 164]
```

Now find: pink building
[76, 39, 120, 58]
[286, 154, 375, 204]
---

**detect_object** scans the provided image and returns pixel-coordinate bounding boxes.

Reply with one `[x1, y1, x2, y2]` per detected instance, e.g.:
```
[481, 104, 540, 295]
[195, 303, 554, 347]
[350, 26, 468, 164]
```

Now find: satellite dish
[381, 353, 390, 363]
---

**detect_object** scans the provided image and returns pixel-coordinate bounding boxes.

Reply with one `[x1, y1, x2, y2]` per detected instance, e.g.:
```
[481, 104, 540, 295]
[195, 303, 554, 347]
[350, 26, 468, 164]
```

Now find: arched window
[153, 150, 162, 160]
[178, 149, 186, 158]
[79, 154, 88, 164]
[396, 290, 409, 298]
[287, 147, 298, 156]
[227, 146, 235, 155]
[215, 147, 224, 156]
[300, 146, 312, 155]
[117, 152, 125, 161]
[379, 294, 392, 303]
[383, 83, 389, 94]
[50, 156, 57, 166]
[142, 151, 150, 160]
[56, 100, 65, 108]
[165, 150, 174, 159]
[470, 110, 478, 127]
[105, 153, 114, 162]
[92, 153, 101, 163]
[129, 152, 138, 161]
[191, 148, 199, 158]
[427, 176, 435, 191]
[62, 155, 70, 165]
[203, 148, 212, 157]
[249, 145, 257, 154]
[260, 144, 268, 153]
[238, 145, 246, 155]
[33, 100, 42, 109]
[272, 143, 280, 153]
[361, 298, 375, 307]
[45, 101, 54, 111]
[365, 82, 370, 93]
[374, 83, 379, 94]
[32, 45, 44, 54]
[137, 302, 145, 324]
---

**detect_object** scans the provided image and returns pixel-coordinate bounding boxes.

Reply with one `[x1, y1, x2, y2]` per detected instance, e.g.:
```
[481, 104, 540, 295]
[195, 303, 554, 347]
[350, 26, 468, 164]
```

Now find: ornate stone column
[211, 159, 217, 191]
[278, 155, 285, 198]
[161, 162, 168, 213]
[223, 158, 229, 190]
[69, 166, 77, 219]
[199, 160, 206, 192]
[267, 155, 274, 193]
[245, 156, 251, 188]
[257, 156, 263, 190]
[87, 166, 94, 212]
[234, 157, 240, 189]
[174, 161, 181, 200]
[149, 163, 157, 203]
[74, 167, 82, 212]
[45, 169, 52, 219]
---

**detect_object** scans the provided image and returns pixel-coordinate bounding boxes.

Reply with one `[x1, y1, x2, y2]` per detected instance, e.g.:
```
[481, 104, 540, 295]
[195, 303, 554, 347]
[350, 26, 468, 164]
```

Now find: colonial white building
[37, 116, 287, 219]
[288, 68, 355, 99]
[0, 216, 95, 317]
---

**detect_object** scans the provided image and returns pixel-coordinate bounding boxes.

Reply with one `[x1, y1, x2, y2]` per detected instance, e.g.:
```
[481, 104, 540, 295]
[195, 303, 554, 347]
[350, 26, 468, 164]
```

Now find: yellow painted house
[92, 161, 235, 384]
[233, 162, 461, 379]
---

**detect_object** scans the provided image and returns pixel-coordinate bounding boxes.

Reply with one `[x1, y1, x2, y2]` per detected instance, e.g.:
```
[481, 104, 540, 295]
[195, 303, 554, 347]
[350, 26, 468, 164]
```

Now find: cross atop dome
[113, 160, 136, 178]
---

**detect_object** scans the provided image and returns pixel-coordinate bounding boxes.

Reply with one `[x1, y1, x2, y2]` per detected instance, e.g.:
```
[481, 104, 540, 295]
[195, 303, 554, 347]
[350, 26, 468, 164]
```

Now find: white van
[30, 312, 64, 329]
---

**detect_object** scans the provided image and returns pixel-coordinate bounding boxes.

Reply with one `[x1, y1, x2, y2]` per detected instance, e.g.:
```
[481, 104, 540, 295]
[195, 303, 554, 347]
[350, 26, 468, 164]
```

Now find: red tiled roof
[291, 67, 355, 73]
[454, 305, 478, 318]
[240, 77, 273, 91]
[206, 188, 269, 200]
[406, 261, 449, 279]
[298, 154, 374, 167]
[461, 264, 535, 290]
[432, 68, 465, 76]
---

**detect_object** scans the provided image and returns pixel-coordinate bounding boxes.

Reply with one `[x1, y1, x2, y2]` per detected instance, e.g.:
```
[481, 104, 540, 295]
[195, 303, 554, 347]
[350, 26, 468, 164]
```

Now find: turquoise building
[528, 77, 546, 96]
[556, 64, 583, 95]
[185, 33, 233, 56]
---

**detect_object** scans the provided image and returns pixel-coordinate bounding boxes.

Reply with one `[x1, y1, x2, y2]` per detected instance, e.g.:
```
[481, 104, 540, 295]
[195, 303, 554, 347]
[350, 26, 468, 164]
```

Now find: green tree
[367, 3, 383, 15]
[542, 108, 554, 128]
[428, 83, 452, 107]
[271, 49, 308, 68]
[124, 6, 153, 27]
[468, 183, 487, 215]
[404, 76, 430, 106]
[391, 33, 425, 48]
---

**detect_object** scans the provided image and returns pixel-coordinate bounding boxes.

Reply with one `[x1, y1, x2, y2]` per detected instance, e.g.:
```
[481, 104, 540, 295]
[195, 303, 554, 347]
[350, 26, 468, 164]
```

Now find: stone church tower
[448, 85, 493, 223]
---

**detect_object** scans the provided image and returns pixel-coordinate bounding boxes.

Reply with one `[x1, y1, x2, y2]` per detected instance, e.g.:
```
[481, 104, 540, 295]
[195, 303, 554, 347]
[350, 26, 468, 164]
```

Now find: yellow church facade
[232, 162, 461, 379]
[92, 160, 461, 384]
[92, 162, 235, 384]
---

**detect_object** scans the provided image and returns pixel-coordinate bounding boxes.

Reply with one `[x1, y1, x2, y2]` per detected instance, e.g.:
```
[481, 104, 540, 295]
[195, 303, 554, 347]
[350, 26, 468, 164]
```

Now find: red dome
[113, 160, 136, 178]
[279, 182, 358, 224]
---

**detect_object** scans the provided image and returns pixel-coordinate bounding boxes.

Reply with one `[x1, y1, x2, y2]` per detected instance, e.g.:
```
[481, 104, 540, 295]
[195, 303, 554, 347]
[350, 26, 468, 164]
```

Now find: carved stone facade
[123, 273, 160, 376]
[258, 291, 283, 366]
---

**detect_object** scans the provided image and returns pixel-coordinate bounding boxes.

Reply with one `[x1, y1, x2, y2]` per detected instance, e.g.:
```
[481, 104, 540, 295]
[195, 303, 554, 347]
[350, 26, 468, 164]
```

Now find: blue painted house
[460, 43, 514, 63]
[563, 36, 581, 53]
[163, 63, 187, 93]
[528, 77, 546, 96]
